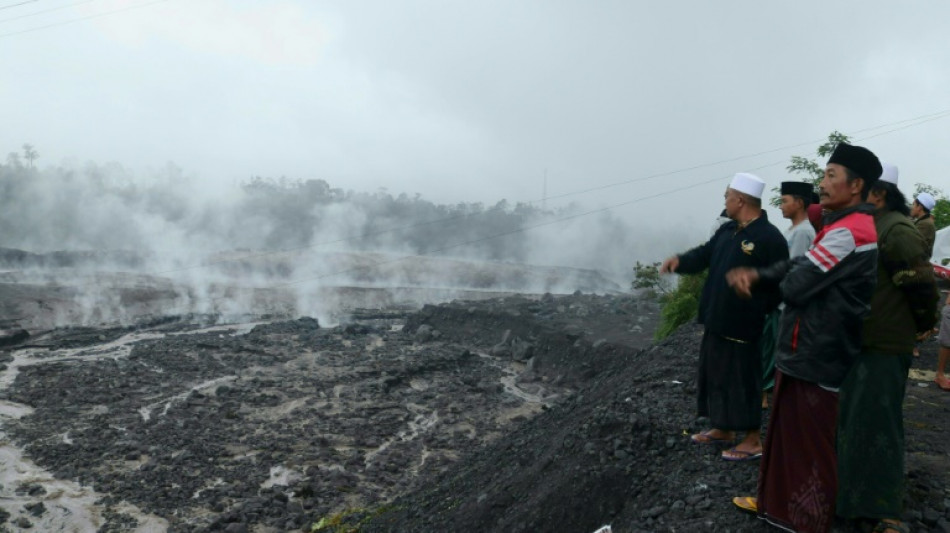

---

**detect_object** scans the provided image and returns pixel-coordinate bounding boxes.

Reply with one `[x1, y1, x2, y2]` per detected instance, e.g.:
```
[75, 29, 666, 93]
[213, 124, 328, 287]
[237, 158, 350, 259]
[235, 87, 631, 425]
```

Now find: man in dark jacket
[660, 173, 788, 461]
[836, 166, 938, 533]
[911, 191, 937, 259]
[726, 143, 882, 533]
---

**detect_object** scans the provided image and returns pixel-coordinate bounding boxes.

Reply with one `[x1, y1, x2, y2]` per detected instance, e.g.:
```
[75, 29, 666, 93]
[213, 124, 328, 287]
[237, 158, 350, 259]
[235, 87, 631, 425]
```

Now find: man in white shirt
[760, 181, 819, 409]
[779, 181, 817, 257]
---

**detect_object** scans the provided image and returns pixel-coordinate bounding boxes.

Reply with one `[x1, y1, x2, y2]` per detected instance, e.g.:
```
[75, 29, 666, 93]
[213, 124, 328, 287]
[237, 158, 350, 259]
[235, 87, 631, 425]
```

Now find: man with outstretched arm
[727, 143, 882, 533]
[660, 173, 787, 462]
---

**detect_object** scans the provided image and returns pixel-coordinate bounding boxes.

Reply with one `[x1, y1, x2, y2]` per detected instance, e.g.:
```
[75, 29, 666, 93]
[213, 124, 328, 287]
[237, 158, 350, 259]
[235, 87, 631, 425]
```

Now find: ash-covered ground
[0, 255, 948, 532]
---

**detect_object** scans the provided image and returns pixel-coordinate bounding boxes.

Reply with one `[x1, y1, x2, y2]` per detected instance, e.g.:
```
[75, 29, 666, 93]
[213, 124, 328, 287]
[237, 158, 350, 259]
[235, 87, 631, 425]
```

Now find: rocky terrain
[0, 268, 947, 532]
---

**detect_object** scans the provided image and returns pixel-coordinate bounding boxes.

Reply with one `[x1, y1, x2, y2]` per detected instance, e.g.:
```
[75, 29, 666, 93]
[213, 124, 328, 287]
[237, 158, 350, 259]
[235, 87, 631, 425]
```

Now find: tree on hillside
[22, 144, 38, 169]
[914, 183, 950, 230]
[769, 130, 851, 207]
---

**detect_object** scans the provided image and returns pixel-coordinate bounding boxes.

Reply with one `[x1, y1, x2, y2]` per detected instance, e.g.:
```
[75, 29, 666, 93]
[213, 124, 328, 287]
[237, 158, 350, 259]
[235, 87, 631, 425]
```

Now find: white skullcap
[728, 172, 765, 199]
[917, 192, 936, 211]
[879, 162, 899, 185]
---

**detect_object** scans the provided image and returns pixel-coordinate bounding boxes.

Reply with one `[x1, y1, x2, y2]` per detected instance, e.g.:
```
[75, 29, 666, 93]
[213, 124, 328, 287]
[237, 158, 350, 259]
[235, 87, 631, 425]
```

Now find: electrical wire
[0, 0, 97, 24]
[259, 111, 950, 288]
[0, 0, 167, 38]
[157, 108, 950, 281]
[0, 0, 38, 11]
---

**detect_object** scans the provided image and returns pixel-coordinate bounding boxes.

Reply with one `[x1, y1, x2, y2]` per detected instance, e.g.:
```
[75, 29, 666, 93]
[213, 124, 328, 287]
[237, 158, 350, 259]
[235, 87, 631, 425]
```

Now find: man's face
[724, 188, 742, 218]
[910, 201, 924, 218]
[779, 195, 802, 219]
[819, 163, 861, 211]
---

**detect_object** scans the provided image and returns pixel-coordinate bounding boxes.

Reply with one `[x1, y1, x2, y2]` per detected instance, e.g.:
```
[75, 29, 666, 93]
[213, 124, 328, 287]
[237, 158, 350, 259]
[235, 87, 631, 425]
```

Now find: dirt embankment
[363, 300, 950, 533]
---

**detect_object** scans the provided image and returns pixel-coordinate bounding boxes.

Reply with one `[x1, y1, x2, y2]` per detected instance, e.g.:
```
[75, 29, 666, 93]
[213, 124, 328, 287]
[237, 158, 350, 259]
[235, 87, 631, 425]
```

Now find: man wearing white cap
[660, 173, 788, 462]
[911, 190, 936, 260]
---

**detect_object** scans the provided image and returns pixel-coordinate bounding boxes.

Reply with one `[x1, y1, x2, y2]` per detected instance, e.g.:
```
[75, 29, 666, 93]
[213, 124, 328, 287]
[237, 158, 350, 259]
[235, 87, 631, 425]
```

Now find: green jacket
[862, 209, 939, 354]
[914, 214, 936, 260]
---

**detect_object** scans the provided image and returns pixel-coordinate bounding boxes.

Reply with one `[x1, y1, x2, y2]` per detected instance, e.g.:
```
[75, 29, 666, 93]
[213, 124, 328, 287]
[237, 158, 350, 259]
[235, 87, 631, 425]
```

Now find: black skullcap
[780, 181, 814, 198]
[826, 142, 882, 183]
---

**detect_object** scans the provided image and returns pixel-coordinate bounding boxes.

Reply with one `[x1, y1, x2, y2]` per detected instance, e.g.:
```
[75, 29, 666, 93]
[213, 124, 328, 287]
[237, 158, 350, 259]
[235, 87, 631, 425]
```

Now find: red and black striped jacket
[758, 203, 878, 389]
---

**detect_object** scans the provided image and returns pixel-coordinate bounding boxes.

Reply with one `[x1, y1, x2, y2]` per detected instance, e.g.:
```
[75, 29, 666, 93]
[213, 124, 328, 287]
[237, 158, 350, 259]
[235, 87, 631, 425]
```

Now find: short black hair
[843, 167, 874, 201]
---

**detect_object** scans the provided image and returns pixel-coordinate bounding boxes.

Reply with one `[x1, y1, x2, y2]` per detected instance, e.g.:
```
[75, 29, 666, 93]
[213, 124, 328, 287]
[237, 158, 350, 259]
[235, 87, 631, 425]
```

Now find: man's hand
[660, 256, 679, 274]
[726, 267, 759, 299]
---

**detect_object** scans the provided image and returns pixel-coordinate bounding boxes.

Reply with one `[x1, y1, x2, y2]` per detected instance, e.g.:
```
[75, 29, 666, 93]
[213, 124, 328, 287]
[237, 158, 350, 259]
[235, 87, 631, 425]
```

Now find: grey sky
[3, 0, 950, 242]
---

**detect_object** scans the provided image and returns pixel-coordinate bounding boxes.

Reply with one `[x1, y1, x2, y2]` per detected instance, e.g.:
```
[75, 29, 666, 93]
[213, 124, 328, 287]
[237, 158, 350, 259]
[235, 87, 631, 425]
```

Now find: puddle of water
[0, 400, 34, 419]
[476, 352, 550, 406]
[260, 466, 304, 490]
[0, 432, 169, 532]
[364, 408, 439, 466]
[141, 376, 237, 422]
[0, 320, 268, 532]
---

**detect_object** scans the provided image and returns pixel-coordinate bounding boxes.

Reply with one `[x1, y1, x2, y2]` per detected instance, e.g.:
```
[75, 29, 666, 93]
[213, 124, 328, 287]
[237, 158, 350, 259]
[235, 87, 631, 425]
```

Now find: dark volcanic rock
[2, 292, 947, 532]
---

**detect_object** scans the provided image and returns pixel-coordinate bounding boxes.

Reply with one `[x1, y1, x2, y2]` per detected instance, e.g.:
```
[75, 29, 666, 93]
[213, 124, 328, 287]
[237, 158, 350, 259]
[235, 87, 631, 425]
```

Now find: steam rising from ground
[0, 158, 699, 327]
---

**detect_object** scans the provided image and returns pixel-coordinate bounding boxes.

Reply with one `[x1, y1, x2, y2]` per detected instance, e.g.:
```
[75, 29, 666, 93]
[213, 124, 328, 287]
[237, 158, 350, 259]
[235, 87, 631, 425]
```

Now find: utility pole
[542, 168, 548, 211]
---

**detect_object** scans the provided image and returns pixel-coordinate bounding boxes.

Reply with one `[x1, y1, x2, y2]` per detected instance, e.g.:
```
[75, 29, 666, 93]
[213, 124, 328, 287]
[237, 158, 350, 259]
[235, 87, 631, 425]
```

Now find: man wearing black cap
[760, 181, 818, 408]
[779, 181, 817, 257]
[726, 142, 881, 533]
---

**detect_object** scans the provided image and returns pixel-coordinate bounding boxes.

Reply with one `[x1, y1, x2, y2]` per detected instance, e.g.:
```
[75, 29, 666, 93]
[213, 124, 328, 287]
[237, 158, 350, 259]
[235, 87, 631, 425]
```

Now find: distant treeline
[0, 158, 634, 271]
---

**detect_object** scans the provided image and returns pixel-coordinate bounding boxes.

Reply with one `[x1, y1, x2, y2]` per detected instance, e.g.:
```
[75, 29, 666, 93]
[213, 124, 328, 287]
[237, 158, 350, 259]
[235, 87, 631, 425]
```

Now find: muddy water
[0, 322, 264, 532]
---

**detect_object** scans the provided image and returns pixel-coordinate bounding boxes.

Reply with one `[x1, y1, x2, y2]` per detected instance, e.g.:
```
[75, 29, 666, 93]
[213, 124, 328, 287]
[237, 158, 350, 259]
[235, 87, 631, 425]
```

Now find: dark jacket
[758, 204, 878, 389]
[677, 211, 788, 342]
[914, 214, 936, 260]
[863, 209, 939, 354]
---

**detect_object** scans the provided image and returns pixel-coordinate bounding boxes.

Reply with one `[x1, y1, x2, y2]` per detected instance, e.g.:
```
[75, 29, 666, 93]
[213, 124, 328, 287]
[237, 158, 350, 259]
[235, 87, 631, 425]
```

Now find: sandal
[936, 376, 950, 391]
[732, 496, 757, 513]
[690, 430, 735, 444]
[871, 520, 909, 533]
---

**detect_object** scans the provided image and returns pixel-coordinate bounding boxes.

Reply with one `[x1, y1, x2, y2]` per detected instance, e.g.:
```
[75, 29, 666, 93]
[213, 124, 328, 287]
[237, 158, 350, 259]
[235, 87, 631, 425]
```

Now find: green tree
[769, 130, 851, 207]
[914, 183, 950, 230]
[631, 261, 671, 296]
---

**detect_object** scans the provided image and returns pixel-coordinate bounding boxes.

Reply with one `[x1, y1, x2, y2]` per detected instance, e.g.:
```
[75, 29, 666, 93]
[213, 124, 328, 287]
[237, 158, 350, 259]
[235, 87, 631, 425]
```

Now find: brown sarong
[757, 371, 838, 533]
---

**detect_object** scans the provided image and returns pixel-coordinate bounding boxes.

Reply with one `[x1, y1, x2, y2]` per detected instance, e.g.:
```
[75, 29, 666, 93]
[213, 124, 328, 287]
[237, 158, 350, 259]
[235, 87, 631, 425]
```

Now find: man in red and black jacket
[726, 142, 882, 533]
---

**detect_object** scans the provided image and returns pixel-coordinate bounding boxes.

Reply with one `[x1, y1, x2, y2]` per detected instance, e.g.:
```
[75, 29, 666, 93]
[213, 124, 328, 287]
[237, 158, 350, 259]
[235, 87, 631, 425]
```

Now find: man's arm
[884, 224, 939, 332]
[662, 231, 718, 275]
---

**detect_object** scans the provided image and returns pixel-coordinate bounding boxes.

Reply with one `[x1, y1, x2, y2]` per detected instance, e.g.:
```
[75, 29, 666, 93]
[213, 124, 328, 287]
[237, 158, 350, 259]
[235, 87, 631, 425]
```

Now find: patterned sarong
[836, 352, 912, 521]
[757, 371, 838, 533]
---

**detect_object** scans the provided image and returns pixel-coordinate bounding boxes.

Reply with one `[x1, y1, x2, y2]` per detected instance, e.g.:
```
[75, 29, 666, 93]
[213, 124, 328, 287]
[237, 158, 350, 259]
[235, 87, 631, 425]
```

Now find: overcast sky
[3, 0, 950, 235]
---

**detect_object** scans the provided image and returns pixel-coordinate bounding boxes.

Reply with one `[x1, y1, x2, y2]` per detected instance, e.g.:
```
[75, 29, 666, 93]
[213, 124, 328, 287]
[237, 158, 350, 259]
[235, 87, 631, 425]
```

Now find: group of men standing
[659, 142, 938, 533]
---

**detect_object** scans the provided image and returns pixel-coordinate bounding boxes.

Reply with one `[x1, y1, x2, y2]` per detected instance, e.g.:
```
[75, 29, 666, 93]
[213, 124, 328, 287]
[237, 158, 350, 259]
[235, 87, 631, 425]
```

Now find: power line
[159, 107, 950, 279]
[541, 108, 950, 203]
[0, 0, 97, 24]
[0, 0, 168, 38]
[0, 0, 38, 11]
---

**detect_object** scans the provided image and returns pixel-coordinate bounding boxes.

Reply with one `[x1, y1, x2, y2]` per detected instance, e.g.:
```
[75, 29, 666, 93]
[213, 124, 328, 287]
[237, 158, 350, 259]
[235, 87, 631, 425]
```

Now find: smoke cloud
[0, 156, 700, 327]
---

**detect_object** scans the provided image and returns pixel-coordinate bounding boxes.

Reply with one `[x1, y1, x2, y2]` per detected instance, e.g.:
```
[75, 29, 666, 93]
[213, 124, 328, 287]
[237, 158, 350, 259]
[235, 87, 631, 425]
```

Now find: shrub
[654, 271, 706, 340]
